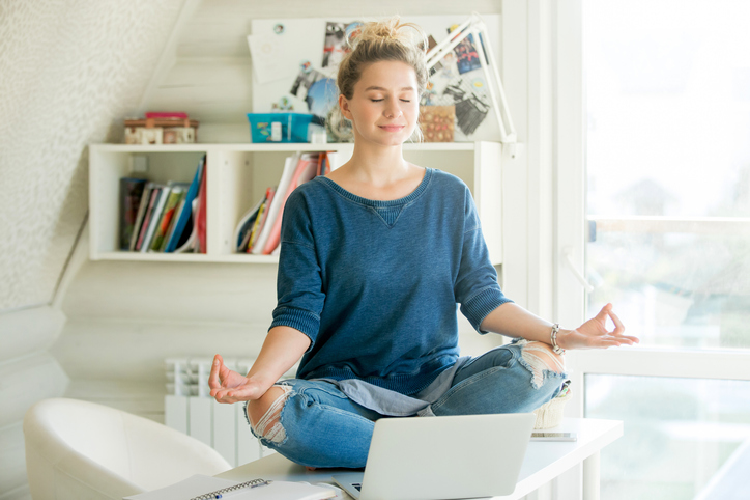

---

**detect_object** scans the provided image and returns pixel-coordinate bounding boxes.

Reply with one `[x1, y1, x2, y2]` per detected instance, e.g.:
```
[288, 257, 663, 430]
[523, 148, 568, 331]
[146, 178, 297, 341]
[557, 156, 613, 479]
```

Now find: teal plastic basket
[247, 113, 313, 143]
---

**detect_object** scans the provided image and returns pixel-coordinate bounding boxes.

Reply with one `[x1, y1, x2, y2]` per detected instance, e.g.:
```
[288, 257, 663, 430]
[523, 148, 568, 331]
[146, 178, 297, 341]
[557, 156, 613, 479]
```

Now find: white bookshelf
[89, 141, 505, 264]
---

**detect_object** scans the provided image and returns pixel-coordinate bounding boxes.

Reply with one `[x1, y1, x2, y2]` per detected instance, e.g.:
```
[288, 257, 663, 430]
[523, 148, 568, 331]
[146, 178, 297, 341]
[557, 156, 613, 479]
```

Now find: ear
[339, 94, 353, 120]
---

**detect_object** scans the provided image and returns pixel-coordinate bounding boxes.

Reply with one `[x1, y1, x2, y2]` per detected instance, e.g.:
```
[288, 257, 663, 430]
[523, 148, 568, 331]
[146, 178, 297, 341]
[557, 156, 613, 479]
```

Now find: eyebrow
[364, 86, 415, 92]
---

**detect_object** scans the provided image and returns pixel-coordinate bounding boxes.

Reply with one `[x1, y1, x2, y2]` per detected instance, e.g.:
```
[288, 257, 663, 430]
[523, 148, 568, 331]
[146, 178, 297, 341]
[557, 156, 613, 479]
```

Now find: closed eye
[371, 99, 384, 102]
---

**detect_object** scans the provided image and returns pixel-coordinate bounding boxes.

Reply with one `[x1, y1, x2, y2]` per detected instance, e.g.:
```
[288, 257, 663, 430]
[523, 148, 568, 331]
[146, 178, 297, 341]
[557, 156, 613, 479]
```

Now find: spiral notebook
[123, 474, 336, 500]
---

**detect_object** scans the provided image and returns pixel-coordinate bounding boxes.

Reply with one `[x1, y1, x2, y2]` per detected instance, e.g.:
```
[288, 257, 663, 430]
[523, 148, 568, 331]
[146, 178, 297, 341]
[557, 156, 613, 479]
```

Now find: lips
[378, 124, 406, 132]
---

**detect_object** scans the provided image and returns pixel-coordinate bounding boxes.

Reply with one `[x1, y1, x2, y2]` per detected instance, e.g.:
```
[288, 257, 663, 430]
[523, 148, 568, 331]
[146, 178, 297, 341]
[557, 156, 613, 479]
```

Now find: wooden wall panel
[0, 306, 65, 363]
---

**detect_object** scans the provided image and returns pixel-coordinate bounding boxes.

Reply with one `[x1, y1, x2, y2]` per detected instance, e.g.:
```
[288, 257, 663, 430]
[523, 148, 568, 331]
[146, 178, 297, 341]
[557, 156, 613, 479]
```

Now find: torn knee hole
[250, 385, 291, 444]
[520, 340, 566, 388]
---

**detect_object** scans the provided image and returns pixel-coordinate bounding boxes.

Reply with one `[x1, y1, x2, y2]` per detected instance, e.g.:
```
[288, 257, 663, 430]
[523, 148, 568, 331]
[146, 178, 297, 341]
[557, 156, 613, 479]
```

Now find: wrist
[550, 324, 569, 354]
[553, 328, 576, 351]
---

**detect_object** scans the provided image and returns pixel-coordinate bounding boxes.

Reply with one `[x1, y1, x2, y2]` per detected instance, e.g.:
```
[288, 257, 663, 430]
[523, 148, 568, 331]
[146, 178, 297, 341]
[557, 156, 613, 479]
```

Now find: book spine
[196, 161, 208, 253]
[247, 199, 268, 252]
[160, 193, 186, 252]
[130, 183, 153, 251]
[141, 187, 170, 252]
[136, 188, 160, 251]
[151, 188, 183, 251]
[251, 153, 299, 255]
[119, 178, 147, 251]
[165, 156, 205, 253]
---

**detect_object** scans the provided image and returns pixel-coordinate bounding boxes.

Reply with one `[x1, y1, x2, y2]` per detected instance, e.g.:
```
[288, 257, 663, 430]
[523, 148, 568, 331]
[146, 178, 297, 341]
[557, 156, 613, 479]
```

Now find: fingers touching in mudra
[559, 303, 639, 350]
[208, 354, 264, 404]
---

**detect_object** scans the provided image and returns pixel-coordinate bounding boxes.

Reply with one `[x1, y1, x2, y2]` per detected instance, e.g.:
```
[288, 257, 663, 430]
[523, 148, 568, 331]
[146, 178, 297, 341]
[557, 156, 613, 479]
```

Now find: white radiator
[163, 358, 278, 467]
[164, 394, 274, 467]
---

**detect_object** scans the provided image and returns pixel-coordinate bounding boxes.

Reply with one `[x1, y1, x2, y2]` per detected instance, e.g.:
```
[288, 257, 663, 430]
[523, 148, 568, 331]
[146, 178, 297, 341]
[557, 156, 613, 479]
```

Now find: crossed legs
[245, 341, 567, 468]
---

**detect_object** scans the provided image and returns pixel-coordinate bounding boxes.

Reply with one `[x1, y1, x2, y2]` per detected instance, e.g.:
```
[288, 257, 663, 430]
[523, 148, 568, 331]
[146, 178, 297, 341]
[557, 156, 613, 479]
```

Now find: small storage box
[248, 113, 313, 143]
[124, 117, 199, 144]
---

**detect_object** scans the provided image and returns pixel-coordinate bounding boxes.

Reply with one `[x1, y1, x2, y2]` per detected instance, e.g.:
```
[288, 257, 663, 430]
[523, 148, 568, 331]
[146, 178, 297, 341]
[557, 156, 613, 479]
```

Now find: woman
[209, 18, 638, 469]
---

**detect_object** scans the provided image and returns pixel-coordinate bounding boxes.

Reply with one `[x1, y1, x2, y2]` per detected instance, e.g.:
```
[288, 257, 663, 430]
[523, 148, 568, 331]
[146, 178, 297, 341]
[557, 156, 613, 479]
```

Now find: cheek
[406, 102, 420, 123]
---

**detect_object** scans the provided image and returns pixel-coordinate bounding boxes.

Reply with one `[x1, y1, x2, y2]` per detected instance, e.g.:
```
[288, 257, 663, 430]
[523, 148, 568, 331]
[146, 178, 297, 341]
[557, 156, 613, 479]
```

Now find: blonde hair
[337, 18, 428, 100]
[336, 18, 428, 142]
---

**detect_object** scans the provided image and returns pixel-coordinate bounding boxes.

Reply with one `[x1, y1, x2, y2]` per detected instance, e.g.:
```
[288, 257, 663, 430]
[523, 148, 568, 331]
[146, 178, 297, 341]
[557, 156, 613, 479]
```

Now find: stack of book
[119, 156, 207, 254]
[235, 151, 336, 254]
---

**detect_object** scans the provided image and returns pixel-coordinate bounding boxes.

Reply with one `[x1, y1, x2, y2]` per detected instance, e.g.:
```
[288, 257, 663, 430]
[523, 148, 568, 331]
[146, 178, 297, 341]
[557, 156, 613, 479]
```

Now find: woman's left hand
[557, 303, 639, 350]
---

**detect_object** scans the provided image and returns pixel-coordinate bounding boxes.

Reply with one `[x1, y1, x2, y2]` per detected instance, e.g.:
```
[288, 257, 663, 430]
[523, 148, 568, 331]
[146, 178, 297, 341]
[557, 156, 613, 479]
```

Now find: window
[582, 1, 750, 498]
[585, 0, 750, 350]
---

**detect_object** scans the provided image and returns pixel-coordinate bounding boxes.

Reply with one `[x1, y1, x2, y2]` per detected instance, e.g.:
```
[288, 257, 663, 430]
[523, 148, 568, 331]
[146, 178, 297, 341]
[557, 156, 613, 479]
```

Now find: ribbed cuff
[269, 307, 320, 350]
[462, 287, 513, 333]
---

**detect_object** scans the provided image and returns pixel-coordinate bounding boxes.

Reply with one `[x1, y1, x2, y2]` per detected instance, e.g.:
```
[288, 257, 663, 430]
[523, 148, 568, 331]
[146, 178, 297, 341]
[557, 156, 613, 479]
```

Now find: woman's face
[339, 60, 420, 147]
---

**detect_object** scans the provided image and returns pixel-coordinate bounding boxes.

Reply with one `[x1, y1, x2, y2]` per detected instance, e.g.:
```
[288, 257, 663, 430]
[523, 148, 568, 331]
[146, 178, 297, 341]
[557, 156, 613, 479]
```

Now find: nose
[384, 101, 403, 119]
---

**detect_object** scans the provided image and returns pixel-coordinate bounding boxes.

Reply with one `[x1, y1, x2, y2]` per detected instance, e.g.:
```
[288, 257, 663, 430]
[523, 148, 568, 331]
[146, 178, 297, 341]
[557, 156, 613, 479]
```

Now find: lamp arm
[423, 13, 517, 144]
[472, 25, 517, 143]
[425, 16, 475, 67]
[426, 28, 471, 69]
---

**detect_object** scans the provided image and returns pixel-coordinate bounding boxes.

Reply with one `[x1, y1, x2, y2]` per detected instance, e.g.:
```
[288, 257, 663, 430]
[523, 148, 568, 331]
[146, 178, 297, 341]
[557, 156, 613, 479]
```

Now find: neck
[346, 139, 409, 186]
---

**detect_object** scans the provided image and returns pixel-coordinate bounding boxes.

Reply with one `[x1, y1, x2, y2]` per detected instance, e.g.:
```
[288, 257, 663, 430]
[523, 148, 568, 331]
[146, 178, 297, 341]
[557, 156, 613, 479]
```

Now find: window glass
[585, 374, 750, 499]
[585, 0, 750, 348]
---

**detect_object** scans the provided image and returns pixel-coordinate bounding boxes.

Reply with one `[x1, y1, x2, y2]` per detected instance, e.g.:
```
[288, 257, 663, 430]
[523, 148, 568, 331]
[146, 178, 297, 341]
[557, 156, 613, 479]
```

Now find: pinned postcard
[247, 33, 295, 84]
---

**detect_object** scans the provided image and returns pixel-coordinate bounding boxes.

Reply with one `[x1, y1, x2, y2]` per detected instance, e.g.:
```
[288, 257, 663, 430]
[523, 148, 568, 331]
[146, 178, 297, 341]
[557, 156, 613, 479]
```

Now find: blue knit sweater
[269, 167, 511, 395]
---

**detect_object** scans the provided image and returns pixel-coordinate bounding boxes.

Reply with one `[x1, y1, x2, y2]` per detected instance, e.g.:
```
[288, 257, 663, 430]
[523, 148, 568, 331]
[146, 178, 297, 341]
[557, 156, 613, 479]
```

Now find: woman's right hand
[208, 354, 269, 404]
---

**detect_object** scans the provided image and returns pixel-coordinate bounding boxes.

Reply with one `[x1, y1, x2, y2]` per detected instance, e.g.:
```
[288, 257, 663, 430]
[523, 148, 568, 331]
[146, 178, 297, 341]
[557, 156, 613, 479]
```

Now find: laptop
[332, 413, 535, 500]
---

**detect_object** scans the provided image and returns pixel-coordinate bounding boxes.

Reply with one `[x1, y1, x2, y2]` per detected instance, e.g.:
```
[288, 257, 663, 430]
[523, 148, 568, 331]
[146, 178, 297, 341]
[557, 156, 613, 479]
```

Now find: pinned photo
[306, 78, 338, 120]
[454, 34, 483, 75]
[290, 66, 326, 102]
[322, 21, 363, 71]
[443, 78, 491, 136]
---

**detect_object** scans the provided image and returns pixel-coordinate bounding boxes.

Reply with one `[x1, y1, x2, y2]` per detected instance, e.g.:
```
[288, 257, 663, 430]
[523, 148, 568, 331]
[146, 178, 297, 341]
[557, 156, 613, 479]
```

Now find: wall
[0, 2, 190, 498]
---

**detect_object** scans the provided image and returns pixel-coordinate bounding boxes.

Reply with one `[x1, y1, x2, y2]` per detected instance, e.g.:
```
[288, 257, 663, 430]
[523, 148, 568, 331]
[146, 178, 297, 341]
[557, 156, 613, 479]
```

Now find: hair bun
[346, 17, 427, 52]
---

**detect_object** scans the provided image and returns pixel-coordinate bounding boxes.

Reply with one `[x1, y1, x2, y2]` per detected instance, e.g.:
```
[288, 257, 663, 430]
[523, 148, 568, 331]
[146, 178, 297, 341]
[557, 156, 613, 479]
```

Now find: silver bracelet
[550, 324, 565, 355]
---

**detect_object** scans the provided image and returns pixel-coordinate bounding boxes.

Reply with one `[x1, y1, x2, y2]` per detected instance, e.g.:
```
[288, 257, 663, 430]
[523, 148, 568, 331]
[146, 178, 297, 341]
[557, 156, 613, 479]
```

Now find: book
[247, 196, 269, 252]
[234, 196, 265, 252]
[161, 190, 187, 252]
[123, 474, 335, 500]
[119, 177, 148, 251]
[135, 187, 162, 251]
[258, 153, 319, 255]
[195, 160, 208, 253]
[250, 153, 299, 255]
[164, 156, 205, 253]
[141, 186, 172, 252]
[130, 183, 154, 251]
[150, 185, 186, 252]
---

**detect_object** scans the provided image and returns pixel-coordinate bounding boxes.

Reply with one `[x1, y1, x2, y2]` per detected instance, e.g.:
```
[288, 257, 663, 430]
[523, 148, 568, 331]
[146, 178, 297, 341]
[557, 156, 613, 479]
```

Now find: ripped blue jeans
[246, 341, 568, 468]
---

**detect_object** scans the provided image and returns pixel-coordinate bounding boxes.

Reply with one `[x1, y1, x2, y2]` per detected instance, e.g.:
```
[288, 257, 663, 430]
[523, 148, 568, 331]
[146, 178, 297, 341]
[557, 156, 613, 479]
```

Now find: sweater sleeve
[455, 186, 513, 332]
[268, 190, 325, 349]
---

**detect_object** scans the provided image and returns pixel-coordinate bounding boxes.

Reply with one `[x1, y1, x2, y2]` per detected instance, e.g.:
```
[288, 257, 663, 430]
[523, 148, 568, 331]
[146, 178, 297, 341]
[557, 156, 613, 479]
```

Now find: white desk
[217, 418, 622, 500]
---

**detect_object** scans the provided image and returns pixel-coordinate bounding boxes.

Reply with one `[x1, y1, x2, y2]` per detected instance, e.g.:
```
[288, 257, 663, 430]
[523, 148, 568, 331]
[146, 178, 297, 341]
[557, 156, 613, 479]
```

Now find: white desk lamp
[425, 13, 517, 147]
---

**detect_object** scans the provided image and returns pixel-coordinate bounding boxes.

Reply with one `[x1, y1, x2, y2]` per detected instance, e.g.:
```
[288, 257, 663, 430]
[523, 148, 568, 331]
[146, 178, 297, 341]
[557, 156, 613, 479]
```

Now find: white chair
[23, 398, 231, 500]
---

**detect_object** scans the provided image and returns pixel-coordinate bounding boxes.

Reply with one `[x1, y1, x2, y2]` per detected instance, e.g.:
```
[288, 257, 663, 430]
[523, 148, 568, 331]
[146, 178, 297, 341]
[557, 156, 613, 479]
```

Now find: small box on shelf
[124, 113, 199, 145]
[247, 112, 313, 143]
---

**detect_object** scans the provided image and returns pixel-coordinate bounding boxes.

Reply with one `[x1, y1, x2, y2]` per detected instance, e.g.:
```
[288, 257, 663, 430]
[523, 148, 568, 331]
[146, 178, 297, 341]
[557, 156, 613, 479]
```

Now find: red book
[196, 163, 208, 253]
[261, 156, 318, 254]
